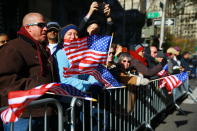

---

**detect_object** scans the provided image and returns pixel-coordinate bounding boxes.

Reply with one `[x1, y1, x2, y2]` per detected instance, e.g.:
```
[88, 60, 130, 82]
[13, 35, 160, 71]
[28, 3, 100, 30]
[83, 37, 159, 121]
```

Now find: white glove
[138, 73, 144, 78]
[136, 76, 150, 86]
[140, 78, 150, 85]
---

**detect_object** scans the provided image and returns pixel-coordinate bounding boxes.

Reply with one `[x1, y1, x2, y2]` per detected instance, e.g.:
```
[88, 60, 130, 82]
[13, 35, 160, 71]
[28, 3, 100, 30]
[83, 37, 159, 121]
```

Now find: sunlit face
[184, 53, 190, 59]
[116, 44, 122, 54]
[169, 53, 175, 59]
[87, 23, 100, 35]
[138, 49, 145, 57]
[107, 48, 115, 62]
[0, 35, 9, 46]
[25, 17, 47, 42]
[64, 29, 78, 40]
[150, 47, 158, 58]
[47, 29, 58, 41]
[121, 57, 131, 70]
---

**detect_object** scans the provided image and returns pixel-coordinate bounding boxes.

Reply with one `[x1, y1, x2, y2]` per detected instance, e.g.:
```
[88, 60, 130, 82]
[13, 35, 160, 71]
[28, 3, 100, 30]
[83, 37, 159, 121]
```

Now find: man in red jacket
[0, 12, 56, 131]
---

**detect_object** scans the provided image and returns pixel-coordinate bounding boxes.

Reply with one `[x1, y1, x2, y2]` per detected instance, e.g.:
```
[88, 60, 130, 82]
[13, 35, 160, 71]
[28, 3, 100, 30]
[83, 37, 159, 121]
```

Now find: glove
[138, 73, 144, 78]
[136, 76, 150, 86]
[140, 78, 150, 85]
[127, 76, 138, 85]
[160, 57, 167, 67]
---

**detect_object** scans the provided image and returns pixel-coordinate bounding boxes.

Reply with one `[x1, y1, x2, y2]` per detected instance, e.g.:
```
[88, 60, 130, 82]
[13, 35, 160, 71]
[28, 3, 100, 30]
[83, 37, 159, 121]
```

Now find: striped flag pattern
[0, 83, 90, 123]
[159, 72, 188, 94]
[157, 64, 168, 77]
[63, 35, 122, 87]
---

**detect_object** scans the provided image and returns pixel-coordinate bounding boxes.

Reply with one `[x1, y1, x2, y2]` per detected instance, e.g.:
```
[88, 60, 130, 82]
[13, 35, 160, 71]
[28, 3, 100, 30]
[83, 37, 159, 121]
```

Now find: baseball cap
[47, 22, 60, 31]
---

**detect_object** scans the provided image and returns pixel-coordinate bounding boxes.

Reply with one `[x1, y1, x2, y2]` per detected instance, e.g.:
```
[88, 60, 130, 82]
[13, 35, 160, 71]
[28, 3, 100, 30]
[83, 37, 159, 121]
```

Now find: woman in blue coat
[54, 24, 100, 92]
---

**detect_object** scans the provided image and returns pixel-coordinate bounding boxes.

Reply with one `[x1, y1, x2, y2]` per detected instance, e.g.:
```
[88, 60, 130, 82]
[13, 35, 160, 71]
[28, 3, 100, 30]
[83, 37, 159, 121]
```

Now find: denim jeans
[3, 117, 44, 131]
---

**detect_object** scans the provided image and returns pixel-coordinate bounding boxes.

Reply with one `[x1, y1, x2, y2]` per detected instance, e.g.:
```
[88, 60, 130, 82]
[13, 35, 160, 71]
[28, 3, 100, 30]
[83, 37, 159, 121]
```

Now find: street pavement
[155, 79, 197, 131]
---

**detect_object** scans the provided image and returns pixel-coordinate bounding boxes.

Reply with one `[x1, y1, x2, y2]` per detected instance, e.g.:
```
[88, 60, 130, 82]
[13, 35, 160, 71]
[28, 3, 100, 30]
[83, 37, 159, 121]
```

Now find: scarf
[17, 27, 44, 75]
[129, 50, 148, 66]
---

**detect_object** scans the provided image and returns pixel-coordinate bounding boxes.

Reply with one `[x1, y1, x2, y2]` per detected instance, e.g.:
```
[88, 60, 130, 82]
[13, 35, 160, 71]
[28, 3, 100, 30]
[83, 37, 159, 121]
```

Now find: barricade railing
[0, 98, 64, 131]
[69, 78, 189, 131]
[0, 78, 189, 131]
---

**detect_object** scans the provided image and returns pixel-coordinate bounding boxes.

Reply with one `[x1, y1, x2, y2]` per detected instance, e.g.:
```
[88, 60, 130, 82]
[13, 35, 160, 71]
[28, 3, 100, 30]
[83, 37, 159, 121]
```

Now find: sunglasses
[109, 52, 115, 55]
[47, 29, 58, 33]
[122, 60, 131, 63]
[26, 22, 47, 28]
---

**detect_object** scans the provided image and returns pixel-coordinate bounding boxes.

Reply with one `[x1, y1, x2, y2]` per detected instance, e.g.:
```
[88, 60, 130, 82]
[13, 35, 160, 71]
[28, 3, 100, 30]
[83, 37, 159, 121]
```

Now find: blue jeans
[3, 117, 44, 131]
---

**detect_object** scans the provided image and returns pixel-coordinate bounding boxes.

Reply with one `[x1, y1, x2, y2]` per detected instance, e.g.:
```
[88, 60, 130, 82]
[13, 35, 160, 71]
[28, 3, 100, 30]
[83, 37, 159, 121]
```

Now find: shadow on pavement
[174, 120, 188, 128]
[176, 110, 193, 116]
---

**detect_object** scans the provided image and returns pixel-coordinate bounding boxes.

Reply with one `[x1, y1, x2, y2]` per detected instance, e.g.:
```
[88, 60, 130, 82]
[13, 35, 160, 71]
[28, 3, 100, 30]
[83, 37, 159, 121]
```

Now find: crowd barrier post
[0, 98, 64, 131]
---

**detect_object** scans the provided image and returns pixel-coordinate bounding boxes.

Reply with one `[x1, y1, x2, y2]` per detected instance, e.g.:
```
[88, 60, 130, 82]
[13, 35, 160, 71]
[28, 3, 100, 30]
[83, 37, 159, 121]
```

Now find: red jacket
[129, 50, 148, 66]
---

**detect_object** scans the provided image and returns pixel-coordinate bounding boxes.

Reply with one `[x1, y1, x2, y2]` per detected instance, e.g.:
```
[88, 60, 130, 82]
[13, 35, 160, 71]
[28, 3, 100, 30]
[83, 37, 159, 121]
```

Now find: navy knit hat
[60, 24, 78, 39]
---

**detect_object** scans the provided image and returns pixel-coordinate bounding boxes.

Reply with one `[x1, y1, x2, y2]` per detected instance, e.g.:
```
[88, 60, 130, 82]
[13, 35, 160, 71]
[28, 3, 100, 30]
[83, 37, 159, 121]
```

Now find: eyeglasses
[26, 22, 47, 28]
[0, 40, 9, 44]
[122, 60, 131, 63]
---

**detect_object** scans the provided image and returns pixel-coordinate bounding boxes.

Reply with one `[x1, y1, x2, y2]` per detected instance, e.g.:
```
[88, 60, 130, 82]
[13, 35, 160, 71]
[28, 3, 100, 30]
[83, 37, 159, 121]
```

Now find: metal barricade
[0, 79, 189, 131]
[69, 79, 189, 131]
[0, 98, 64, 131]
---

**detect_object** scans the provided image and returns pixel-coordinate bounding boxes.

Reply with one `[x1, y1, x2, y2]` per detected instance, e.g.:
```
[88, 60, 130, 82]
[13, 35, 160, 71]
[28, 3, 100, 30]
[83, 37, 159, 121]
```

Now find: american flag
[0, 83, 92, 124]
[93, 64, 122, 87]
[63, 35, 122, 87]
[157, 64, 168, 77]
[159, 72, 188, 94]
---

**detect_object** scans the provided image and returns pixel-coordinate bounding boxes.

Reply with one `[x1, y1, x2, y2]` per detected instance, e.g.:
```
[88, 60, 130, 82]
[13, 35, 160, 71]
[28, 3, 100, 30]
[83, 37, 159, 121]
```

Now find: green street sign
[147, 11, 162, 19]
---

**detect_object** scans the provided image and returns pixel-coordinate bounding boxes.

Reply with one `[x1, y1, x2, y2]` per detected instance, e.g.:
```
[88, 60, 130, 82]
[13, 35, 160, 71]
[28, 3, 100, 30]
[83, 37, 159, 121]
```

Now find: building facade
[174, 2, 197, 39]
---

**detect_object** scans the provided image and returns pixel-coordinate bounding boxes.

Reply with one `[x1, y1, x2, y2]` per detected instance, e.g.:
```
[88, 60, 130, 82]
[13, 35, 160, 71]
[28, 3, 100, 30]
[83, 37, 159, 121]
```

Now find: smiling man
[46, 22, 60, 55]
[0, 12, 56, 131]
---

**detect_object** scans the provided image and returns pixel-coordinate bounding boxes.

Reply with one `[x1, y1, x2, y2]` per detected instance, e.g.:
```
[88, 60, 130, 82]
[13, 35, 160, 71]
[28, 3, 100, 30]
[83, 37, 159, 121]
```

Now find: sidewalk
[155, 79, 197, 131]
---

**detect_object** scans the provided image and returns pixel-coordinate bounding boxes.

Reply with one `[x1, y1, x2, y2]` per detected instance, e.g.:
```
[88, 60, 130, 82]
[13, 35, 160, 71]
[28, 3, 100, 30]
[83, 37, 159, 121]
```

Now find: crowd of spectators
[0, 1, 196, 131]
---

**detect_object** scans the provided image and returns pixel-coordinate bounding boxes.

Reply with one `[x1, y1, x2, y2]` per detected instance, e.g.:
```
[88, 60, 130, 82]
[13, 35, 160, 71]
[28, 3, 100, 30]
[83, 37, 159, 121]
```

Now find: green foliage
[164, 33, 197, 53]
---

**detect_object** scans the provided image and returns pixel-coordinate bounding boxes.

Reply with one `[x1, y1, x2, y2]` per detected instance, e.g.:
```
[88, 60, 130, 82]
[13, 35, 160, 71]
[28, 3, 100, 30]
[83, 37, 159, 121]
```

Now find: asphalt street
[155, 79, 197, 131]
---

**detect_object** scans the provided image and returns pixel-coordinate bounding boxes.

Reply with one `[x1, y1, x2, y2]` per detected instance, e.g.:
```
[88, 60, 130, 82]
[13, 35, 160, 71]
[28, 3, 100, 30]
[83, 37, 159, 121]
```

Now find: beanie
[135, 44, 144, 53]
[174, 46, 180, 51]
[166, 47, 179, 55]
[60, 24, 78, 39]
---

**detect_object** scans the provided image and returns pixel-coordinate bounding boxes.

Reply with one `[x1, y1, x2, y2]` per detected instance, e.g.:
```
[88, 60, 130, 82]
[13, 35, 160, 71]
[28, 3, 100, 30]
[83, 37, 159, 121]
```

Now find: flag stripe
[158, 72, 188, 93]
[64, 38, 87, 46]
[70, 55, 107, 64]
[67, 50, 107, 61]
[157, 64, 168, 77]
[64, 42, 88, 51]
[63, 35, 121, 87]
[1, 83, 92, 123]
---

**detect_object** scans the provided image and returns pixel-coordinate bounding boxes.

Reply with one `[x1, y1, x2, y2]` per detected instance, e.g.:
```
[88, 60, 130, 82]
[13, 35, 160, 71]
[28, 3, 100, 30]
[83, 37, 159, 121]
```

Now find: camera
[98, 3, 105, 12]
